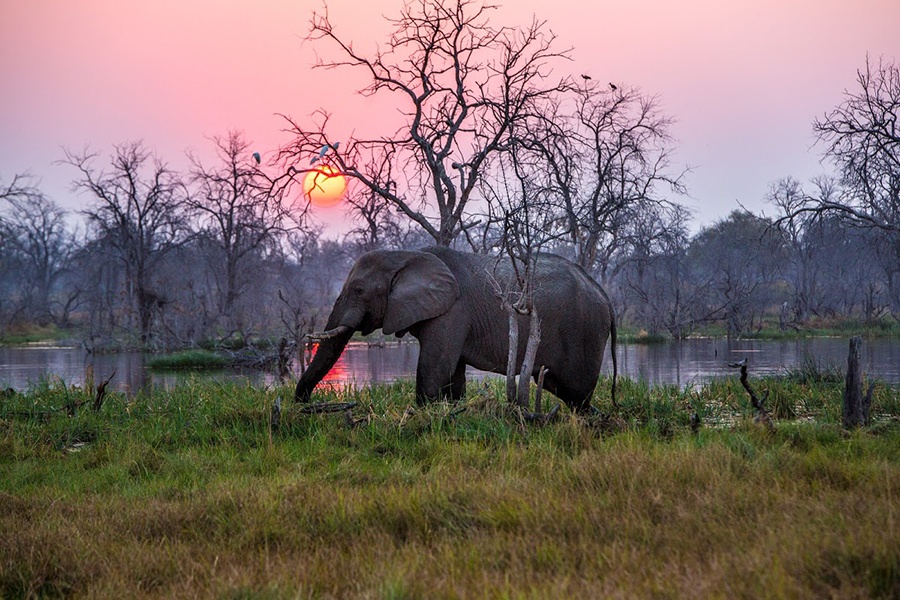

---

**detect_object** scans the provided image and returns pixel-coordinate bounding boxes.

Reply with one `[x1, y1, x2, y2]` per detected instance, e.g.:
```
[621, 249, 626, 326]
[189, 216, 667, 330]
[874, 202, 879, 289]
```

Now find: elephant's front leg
[413, 323, 466, 405]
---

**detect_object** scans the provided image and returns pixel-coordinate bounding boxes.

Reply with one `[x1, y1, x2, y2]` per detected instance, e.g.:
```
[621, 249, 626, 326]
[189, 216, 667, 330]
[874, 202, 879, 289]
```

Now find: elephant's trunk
[294, 327, 354, 402]
[294, 301, 361, 403]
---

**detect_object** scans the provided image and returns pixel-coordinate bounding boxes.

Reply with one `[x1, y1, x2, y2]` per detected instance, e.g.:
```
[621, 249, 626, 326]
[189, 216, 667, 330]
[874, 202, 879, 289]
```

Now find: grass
[691, 316, 900, 341]
[1, 374, 898, 598]
[145, 349, 232, 370]
[0, 323, 67, 345]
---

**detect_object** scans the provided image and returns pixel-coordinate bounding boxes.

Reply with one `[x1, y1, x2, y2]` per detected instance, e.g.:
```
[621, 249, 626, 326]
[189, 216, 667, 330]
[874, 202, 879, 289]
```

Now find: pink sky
[2, 0, 898, 234]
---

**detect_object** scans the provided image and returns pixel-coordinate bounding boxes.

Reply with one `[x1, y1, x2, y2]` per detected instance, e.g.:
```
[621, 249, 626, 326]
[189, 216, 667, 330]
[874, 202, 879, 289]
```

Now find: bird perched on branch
[252, 152, 261, 165]
[311, 144, 328, 164]
[609, 82, 618, 91]
[581, 74, 591, 80]
[310, 142, 340, 164]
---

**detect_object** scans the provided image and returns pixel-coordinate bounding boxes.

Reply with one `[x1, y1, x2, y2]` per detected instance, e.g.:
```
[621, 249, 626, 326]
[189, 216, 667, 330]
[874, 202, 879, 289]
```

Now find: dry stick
[398, 405, 417, 429]
[505, 302, 520, 406]
[277, 337, 291, 381]
[534, 366, 548, 414]
[522, 403, 560, 425]
[270, 396, 282, 435]
[92, 370, 115, 412]
[729, 360, 774, 431]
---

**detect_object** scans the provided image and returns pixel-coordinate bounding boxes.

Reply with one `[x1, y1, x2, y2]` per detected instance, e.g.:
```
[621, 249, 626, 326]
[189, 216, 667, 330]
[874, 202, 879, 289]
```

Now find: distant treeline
[1, 161, 898, 348]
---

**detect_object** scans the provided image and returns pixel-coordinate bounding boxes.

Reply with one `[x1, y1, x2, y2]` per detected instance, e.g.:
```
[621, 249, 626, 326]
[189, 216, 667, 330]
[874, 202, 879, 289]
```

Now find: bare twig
[534, 366, 548, 414]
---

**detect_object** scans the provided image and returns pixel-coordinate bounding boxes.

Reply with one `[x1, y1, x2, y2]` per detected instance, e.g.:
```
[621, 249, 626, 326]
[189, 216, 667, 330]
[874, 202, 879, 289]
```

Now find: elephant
[294, 246, 617, 413]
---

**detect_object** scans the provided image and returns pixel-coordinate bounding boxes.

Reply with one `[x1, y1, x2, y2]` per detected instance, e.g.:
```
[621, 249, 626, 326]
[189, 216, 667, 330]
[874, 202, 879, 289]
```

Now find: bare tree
[522, 82, 686, 284]
[1, 174, 43, 331]
[1, 187, 76, 325]
[619, 204, 702, 338]
[478, 124, 564, 408]
[277, 0, 570, 246]
[278, 230, 352, 369]
[689, 211, 785, 337]
[188, 131, 296, 338]
[767, 176, 826, 323]
[343, 178, 414, 254]
[806, 56, 900, 233]
[64, 142, 189, 345]
[781, 57, 900, 318]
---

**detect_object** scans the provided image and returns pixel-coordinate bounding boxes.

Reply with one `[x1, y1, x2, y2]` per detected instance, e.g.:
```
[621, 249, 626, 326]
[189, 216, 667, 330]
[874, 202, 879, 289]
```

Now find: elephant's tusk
[306, 325, 352, 341]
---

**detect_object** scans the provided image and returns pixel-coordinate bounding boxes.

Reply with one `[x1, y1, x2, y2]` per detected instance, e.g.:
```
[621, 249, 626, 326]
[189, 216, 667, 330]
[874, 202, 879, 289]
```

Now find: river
[1, 337, 899, 394]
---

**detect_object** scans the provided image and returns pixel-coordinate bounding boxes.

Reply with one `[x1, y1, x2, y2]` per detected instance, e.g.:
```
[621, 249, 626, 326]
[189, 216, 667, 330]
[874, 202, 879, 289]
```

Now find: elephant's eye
[353, 286, 364, 296]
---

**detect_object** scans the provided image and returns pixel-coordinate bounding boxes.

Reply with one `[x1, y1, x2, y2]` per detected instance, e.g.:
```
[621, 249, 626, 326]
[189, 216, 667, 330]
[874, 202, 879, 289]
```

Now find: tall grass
[1, 375, 898, 598]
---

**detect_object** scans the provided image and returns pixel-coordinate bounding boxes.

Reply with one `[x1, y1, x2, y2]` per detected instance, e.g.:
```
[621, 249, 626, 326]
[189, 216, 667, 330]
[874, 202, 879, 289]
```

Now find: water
[1, 337, 899, 394]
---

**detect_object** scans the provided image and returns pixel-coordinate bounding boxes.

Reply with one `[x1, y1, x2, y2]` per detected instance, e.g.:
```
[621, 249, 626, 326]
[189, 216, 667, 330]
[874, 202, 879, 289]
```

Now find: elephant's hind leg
[540, 371, 595, 414]
[449, 359, 467, 402]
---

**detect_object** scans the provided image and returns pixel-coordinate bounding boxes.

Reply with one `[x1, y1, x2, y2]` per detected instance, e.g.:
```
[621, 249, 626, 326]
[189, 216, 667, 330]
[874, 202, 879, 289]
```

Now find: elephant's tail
[610, 303, 618, 408]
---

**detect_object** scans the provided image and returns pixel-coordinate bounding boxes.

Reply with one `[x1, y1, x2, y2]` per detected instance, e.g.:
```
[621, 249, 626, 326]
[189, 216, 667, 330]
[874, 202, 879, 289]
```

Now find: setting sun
[302, 166, 347, 208]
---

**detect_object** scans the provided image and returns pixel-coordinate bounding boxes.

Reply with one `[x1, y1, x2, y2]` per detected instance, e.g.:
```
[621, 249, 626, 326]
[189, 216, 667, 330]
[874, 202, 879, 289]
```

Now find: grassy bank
[613, 316, 900, 342]
[0, 323, 67, 346]
[145, 349, 232, 370]
[1, 374, 898, 598]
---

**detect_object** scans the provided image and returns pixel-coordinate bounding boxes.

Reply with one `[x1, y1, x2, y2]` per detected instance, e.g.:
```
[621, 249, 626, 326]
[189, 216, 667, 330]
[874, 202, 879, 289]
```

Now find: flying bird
[252, 152, 261, 165]
[609, 82, 618, 91]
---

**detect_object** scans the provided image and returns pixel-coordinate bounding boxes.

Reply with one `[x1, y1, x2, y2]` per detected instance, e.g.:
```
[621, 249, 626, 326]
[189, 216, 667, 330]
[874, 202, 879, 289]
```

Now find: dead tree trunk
[516, 307, 541, 407]
[505, 302, 520, 405]
[843, 336, 873, 428]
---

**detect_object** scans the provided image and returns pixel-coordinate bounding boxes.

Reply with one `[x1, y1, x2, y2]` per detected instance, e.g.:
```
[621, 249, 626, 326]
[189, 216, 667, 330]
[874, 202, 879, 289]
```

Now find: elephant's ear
[383, 252, 460, 335]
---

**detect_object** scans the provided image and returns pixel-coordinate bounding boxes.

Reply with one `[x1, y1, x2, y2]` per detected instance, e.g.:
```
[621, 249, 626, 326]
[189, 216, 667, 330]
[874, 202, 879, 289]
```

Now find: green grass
[0, 323, 67, 345]
[1, 375, 898, 598]
[145, 349, 232, 370]
[692, 316, 900, 341]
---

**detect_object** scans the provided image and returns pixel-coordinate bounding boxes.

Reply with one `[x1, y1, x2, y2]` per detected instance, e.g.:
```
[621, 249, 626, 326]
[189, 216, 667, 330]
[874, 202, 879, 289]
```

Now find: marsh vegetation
[2, 369, 898, 598]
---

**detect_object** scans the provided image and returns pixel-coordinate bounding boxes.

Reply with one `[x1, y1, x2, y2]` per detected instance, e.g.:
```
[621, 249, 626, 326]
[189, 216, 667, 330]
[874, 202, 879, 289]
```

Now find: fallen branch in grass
[298, 401, 358, 414]
[522, 402, 561, 426]
[345, 406, 371, 428]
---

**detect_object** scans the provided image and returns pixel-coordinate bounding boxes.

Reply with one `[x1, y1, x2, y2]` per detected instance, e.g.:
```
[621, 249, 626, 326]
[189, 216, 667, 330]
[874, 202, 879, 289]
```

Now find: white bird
[310, 142, 340, 165]
[311, 145, 327, 164]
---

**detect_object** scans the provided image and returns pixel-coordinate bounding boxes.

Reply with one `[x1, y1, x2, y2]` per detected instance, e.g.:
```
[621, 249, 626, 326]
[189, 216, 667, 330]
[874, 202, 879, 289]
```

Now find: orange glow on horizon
[302, 166, 348, 208]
